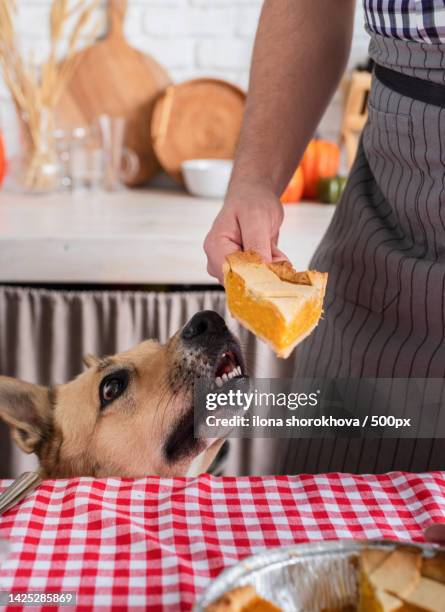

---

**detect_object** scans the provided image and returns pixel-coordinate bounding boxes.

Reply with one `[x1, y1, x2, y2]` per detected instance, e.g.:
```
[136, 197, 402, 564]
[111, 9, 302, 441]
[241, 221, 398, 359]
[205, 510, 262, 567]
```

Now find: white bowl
[181, 159, 233, 198]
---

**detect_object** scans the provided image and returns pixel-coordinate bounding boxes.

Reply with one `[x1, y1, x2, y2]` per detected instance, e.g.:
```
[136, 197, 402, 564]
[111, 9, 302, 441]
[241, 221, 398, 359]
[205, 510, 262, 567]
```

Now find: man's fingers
[271, 233, 289, 262]
[205, 233, 240, 284]
[271, 243, 290, 262]
[204, 193, 285, 282]
[240, 222, 273, 262]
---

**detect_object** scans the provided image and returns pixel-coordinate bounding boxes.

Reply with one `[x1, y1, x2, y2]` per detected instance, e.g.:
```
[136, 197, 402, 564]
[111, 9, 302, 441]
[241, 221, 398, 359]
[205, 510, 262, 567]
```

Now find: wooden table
[0, 189, 335, 284]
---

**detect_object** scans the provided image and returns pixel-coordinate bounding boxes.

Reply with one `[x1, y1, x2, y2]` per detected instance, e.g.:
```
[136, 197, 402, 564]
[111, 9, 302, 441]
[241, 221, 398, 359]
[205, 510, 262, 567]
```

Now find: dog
[0, 311, 245, 479]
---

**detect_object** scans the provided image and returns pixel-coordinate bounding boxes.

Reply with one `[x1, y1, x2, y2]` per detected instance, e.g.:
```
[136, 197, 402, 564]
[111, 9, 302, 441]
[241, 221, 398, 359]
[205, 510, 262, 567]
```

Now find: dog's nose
[181, 311, 227, 340]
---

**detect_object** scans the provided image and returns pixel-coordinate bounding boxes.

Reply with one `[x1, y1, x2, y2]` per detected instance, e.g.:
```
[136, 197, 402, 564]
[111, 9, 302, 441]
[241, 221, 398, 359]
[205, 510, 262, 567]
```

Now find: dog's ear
[0, 376, 50, 454]
[83, 354, 100, 368]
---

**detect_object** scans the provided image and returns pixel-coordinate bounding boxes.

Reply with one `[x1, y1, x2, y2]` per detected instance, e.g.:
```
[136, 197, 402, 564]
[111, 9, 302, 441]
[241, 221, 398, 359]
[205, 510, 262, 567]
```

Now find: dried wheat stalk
[0, 0, 101, 190]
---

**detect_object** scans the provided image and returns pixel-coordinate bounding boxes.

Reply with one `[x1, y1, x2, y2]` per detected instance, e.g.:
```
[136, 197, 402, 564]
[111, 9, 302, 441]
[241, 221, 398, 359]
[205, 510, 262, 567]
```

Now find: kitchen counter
[0, 189, 335, 285]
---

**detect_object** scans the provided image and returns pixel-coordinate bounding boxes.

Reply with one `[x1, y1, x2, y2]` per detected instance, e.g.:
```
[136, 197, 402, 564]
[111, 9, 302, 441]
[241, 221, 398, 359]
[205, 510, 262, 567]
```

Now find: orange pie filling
[223, 251, 328, 358]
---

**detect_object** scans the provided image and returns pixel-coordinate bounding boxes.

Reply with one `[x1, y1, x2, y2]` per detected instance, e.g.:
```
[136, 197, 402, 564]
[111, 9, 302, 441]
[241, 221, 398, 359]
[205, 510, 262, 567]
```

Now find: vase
[6, 106, 61, 195]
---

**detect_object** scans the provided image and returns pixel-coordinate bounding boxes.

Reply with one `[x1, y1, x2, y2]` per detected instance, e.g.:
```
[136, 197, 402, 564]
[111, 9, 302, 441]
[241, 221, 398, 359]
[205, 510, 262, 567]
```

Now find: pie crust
[358, 546, 445, 611]
[223, 250, 328, 358]
[205, 585, 281, 611]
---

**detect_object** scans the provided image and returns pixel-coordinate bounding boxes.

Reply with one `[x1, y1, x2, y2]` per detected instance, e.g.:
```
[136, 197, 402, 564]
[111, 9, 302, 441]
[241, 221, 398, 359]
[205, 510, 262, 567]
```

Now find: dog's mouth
[164, 346, 245, 462]
[213, 348, 244, 387]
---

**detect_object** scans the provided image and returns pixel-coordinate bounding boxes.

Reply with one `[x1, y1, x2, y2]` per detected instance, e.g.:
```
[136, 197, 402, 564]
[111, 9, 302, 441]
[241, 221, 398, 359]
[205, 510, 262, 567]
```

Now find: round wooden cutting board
[151, 78, 246, 183]
[55, 0, 171, 186]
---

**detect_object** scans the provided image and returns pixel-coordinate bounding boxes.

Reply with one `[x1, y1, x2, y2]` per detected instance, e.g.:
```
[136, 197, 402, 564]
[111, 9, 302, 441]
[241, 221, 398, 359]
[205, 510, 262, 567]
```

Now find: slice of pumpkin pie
[223, 250, 328, 358]
[205, 585, 281, 612]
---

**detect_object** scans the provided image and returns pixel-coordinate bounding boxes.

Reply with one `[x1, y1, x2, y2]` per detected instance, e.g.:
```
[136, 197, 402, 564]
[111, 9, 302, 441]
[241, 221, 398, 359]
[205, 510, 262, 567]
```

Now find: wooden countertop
[0, 189, 335, 285]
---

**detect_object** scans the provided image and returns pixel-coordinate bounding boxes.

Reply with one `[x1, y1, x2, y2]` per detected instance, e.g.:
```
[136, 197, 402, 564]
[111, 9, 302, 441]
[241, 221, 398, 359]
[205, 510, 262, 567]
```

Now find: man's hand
[204, 182, 287, 284]
[202, 0, 354, 285]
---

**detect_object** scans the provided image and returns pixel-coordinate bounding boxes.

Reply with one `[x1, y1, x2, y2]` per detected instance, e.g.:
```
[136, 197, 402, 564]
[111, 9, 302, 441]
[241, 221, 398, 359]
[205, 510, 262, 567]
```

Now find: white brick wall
[0, 0, 370, 150]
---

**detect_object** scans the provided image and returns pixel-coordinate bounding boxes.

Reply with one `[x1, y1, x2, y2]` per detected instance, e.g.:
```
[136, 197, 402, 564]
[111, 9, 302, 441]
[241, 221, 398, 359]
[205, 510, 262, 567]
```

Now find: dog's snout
[181, 311, 227, 341]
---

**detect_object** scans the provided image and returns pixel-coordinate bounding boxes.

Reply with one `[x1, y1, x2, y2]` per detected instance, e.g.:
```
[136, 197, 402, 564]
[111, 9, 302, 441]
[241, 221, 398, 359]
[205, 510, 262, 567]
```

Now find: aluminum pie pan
[194, 539, 445, 611]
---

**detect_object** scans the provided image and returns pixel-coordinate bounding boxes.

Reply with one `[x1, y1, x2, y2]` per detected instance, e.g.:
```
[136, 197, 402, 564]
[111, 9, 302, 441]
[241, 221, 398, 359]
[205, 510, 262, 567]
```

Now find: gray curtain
[0, 286, 295, 477]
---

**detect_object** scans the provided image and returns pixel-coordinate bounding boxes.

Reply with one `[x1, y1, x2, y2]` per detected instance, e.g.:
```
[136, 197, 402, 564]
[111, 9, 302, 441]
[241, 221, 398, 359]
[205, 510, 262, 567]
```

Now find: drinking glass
[96, 115, 139, 191]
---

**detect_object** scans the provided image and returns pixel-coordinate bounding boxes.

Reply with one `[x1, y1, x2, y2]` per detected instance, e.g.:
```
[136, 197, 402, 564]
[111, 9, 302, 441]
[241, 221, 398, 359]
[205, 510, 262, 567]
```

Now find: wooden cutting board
[56, 0, 171, 186]
[151, 78, 246, 183]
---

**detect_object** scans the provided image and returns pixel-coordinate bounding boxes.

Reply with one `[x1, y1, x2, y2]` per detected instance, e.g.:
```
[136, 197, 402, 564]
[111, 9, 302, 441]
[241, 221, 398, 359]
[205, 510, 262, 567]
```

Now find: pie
[358, 547, 445, 611]
[205, 585, 281, 611]
[205, 546, 445, 612]
[223, 251, 328, 358]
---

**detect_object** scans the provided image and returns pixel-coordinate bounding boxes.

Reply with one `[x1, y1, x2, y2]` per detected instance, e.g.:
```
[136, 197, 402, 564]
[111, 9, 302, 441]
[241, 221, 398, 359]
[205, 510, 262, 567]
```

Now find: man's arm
[205, 0, 355, 283]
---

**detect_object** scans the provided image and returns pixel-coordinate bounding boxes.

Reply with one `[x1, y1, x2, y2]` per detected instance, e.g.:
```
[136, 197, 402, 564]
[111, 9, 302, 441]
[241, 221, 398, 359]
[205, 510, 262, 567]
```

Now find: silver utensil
[0, 472, 42, 516]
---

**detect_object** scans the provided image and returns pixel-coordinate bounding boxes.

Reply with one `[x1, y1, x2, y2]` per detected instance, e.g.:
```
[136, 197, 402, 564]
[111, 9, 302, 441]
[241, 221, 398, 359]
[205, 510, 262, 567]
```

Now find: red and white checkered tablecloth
[0, 472, 444, 611]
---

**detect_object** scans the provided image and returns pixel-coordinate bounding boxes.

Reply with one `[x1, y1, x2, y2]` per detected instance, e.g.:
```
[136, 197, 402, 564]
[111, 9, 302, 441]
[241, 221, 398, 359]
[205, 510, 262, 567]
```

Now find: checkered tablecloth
[0, 472, 444, 611]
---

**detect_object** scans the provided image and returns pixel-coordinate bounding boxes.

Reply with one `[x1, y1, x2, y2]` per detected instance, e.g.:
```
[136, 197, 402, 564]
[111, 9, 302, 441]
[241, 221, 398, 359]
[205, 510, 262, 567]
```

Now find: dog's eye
[99, 370, 129, 408]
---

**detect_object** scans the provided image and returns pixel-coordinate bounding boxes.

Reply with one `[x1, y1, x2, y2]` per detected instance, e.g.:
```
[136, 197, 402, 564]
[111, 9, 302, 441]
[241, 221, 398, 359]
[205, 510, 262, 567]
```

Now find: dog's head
[0, 311, 245, 478]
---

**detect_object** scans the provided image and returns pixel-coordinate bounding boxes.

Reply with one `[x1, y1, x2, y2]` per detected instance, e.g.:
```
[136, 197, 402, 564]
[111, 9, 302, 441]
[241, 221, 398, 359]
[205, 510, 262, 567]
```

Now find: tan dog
[0, 311, 245, 478]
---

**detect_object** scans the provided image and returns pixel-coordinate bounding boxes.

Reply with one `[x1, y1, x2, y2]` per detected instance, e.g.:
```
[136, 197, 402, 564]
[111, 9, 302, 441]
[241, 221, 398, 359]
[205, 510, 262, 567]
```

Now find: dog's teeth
[222, 373, 228, 382]
[215, 377, 223, 387]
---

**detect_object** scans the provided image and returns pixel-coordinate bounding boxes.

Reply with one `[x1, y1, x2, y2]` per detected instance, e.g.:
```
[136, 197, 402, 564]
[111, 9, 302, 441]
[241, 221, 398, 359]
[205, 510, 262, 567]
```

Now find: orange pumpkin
[280, 166, 304, 204]
[300, 139, 340, 199]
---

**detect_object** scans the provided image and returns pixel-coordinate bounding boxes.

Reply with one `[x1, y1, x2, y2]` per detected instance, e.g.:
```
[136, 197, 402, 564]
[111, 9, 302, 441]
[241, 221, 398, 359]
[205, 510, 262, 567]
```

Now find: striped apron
[279, 33, 445, 474]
